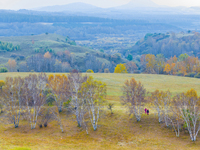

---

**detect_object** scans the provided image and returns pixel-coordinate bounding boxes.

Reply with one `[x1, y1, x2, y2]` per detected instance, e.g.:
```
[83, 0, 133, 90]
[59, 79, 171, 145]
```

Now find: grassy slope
[0, 73, 200, 150]
[0, 34, 118, 66]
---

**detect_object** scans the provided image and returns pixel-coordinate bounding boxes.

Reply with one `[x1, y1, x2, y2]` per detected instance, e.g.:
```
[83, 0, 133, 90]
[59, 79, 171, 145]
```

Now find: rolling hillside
[0, 34, 127, 70]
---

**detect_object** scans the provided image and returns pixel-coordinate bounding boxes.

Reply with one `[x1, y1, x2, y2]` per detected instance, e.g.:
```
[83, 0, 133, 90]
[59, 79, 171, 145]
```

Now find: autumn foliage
[114, 63, 128, 73]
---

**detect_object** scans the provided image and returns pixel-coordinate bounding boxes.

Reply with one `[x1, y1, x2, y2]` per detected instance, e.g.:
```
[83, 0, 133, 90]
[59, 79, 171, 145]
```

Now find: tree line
[0, 41, 20, 52]
[3, 48, 200, 78]
[4, 50, 120, 73]
[113, 53, 200, 78]
[0, 71, 106, 134]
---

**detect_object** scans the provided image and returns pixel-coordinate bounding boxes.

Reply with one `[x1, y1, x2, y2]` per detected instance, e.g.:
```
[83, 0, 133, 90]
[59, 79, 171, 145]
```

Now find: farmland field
[0, 73, 200, 150]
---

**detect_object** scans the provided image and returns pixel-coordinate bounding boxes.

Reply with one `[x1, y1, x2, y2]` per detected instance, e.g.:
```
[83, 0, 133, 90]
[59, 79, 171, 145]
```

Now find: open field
[0, 73, 200, 96]
[0, 73, 200, 150]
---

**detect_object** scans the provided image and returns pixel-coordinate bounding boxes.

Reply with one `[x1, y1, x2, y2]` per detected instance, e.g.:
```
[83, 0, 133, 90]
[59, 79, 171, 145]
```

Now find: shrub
[63, 100, 71, 108]
[10, 53, 18, 58]
[19, 55, 25, 60]
[176, 71, 184, 76]
[185, 72, 196, 77]
[0, 80, 5, 88]
[127, 54, 133, 61]
[70, 41, 76, 46]
[104, 68, 110, 73]
[0, 67, 8, 73]
[194, 72, 200, 78]
[134, 70, 141, 74]
[100, 49, 104, 53]
[86, 69, 94, 73]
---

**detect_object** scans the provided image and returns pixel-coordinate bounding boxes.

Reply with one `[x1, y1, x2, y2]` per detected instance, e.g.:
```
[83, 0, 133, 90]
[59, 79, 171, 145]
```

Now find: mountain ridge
[35, 2, 103, 12]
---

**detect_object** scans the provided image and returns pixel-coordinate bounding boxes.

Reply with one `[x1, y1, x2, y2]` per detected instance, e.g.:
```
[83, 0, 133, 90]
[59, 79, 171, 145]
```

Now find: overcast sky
[0, 0, 200, 10]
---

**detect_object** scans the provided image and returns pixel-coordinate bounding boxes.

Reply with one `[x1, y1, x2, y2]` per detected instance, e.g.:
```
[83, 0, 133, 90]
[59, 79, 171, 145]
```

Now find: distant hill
[114, 0, 160, 9]
[0, 34, 127, 72]
[36, 2, 103, 12]
[128, 32, 200, 58]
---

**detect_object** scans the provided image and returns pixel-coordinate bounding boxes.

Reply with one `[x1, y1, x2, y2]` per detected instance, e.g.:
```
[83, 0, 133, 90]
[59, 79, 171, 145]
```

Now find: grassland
[0, 73, 200, 150]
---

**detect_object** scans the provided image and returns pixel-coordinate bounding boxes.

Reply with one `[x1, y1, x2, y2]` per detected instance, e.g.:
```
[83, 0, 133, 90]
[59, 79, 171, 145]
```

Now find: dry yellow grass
[0, 73, 200, 150]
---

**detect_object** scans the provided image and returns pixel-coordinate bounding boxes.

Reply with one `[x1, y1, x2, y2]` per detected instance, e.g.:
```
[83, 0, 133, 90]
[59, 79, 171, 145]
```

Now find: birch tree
[48, 74, 70, 112]
[168, 96, 183, 137]
[162, 91, 171, 127]
[0, 77, 24, 128]
[22, 73, 47, 129]
[150, 90, 163, 123]
[81, 76, 107, 131]
[174, 89, 200, 141]
[68, 70, 87, 127]
[51, 106, 64, 132]
[121, 78, 146, 122]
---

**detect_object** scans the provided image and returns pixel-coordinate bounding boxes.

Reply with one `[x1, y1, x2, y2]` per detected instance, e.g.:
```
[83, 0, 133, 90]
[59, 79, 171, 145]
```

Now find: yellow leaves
[150, 90, 171, 105]
[114, 63, 128, 73]
[145, 54, 156, 68]
[48, 74, 54, 80]
[86, 69, 94, 73]
[185, 89, 197, 98]
[164, 64, 171, 74]
[81, 76, 107, 104]
[0, 80, 5, 87]
[48, 74, 69, 96]
[145, 54, 156, 73]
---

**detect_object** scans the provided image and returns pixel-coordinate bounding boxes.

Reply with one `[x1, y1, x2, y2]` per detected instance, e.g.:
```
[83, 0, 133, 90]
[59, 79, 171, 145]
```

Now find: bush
[70, 41, 76, 46]
[176, 71, 184, 76]
[63, 100, 71, 108]
[104, 68, 110, 73]
[100, 49, 104, 53]
[134, 70, 141, 74]
[0, 67, 8, 73]
[127, 54, 133, 61]
[86, 69, 94, 73]
[185, 72, 196, 77]
[194, 72, 200, 78]
[10, 53, 18, 58]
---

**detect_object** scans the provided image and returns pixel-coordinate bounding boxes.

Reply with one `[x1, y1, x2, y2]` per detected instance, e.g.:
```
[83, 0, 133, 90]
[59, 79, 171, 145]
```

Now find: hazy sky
[1, 0, 200, 10]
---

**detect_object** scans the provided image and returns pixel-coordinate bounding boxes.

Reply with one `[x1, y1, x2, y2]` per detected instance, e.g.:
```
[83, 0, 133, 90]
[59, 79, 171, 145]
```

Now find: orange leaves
[172, 55, 177, 63]
[8, 59, 16, 72]
[44, 52, 51, 59]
